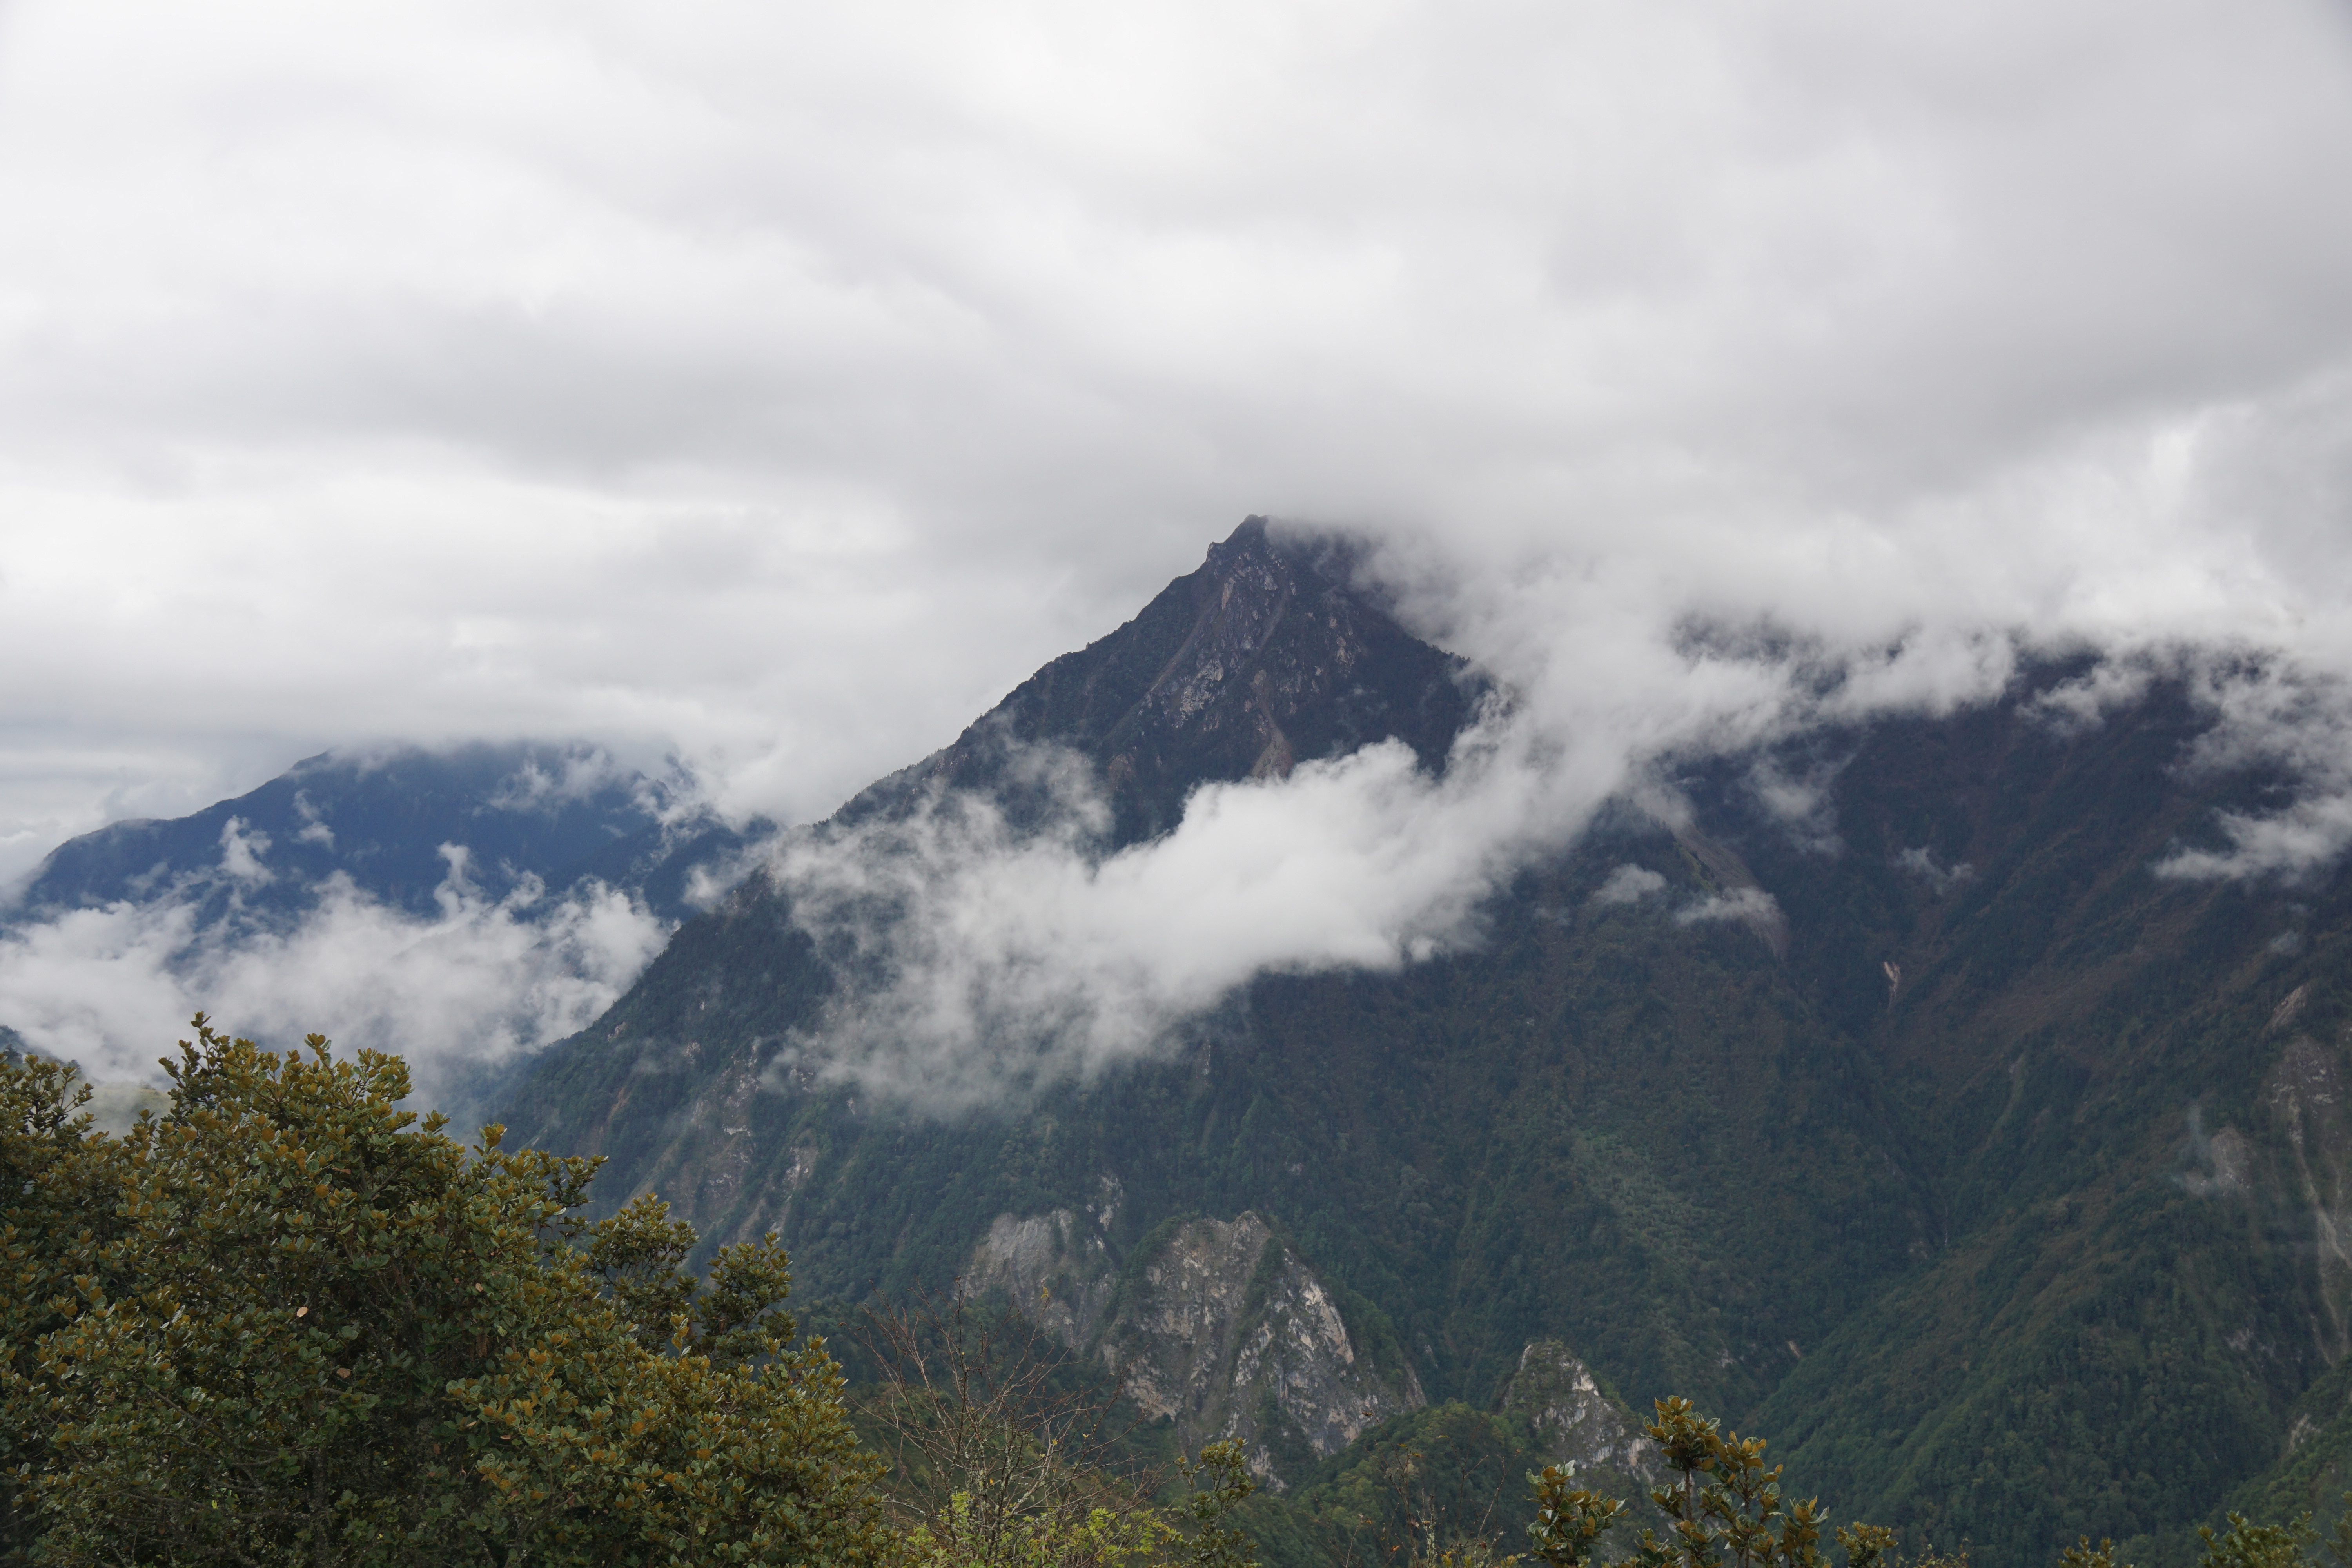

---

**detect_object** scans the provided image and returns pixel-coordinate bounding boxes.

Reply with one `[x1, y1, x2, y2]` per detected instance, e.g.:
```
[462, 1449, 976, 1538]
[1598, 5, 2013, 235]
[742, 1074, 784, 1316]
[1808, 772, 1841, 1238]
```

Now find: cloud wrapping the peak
[761, 617, 2103, 1105]
[766, 604, 2352, 1106]
[1592, 865, 1668, 907]
[1674, 888, 1785, 930]
[768, 737, 1526, 1107]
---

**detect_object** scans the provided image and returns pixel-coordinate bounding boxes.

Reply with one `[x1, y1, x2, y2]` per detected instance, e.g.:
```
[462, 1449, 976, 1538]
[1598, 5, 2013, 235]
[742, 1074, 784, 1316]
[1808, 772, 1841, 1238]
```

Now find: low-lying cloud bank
[759, 593, 2352, 1110]
[13, 579, 2352, 1118]
[0, 845, 669, 1109]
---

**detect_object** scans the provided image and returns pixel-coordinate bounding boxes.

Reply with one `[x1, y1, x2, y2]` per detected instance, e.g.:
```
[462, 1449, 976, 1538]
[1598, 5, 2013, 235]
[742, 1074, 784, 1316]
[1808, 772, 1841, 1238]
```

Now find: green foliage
[856, 1291, 1163, 1556]
[849, 1292, 1255, 1568]
[2196, 1515, 2313, 1568]
[1238, 1402, 1553, 1568]
[1174, 1442, 1258, 1568]
[0, 1053, 125, 1563]
[1398, 1518, 1526, 1568]
[1260, 1396, 1890, 1568]
[896, 1490, 1176, 1568]
[2061, 1537, 2131, 1568]
[1591, 1398, 1891, 1568]
[3, 1018, 885, 1566]
[875, 1433, 1256, 1568]
[1527, 1465, 1626, 1568]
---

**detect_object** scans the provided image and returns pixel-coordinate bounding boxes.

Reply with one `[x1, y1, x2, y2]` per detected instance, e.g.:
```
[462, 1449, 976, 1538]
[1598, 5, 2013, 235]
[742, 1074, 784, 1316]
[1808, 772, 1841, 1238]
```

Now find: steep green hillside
[1726, 692, 2349, 1567]
[497, 521, 2352, 1565]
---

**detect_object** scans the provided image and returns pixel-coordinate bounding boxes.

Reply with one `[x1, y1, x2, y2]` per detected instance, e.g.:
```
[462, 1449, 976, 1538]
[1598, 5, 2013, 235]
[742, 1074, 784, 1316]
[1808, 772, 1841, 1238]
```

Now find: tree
[1527, 1399, 1893, 1568]
[2196, 1514, 2322, 1568]
[1, 1051, 130, 1563]
[4, 1018, 885, 1566]
[855, 1294, 1258, 1568]
[858, 1292, 1151, 1564]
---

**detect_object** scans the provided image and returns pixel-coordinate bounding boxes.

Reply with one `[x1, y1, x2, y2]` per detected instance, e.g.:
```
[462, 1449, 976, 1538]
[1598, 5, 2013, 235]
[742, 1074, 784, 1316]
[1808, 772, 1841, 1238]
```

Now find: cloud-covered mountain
[13, 515, 2352, 1561]
[14, 742, 653, 919]
[490, 518, 2352, 1568]
[0, 742, 762, 1112]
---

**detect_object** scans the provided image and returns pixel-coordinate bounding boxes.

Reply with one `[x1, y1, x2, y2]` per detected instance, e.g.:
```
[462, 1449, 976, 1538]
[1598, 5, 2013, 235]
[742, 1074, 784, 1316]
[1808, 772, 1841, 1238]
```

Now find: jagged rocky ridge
[496, 518, 2352, 1568]
[960, 1202, 1426, 1484]
[847, 518, 1474, 847]
[1498, 1340, 1660, 1495]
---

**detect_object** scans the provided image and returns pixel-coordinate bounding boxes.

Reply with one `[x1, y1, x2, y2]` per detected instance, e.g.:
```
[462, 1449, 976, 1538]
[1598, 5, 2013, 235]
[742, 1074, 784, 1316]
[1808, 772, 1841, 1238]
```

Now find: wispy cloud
[1592, 865, 1668, 906]
[2154, 661, 2352, 884]
[758, 615, 2059, 1106]
[1894, 846, 1975, 897]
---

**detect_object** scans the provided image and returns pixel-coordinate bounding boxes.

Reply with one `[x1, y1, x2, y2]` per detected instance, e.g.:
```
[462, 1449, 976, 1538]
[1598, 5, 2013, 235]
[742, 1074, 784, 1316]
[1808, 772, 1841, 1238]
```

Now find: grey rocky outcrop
[964, 1202, 1423, 1486]
[1501, 1339, 1661, 1492]
[958, 1202, 1121, 1350]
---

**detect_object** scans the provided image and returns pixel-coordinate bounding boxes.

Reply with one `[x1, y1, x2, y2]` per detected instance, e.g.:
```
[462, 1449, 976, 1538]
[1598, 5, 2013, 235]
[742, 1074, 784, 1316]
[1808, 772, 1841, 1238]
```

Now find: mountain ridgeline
[5, 741, 757, 932]
[493, 519, 2352, 1568]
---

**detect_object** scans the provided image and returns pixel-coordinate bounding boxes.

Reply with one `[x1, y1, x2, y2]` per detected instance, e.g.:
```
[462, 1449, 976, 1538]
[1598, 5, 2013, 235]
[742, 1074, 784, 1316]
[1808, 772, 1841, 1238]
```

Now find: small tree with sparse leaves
[1526, 1398, 1892, 1568]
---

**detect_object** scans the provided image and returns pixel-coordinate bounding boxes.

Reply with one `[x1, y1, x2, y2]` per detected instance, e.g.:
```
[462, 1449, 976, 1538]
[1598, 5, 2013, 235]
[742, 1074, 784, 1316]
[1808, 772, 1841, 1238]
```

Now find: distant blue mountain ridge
[3, 742, 767, 934]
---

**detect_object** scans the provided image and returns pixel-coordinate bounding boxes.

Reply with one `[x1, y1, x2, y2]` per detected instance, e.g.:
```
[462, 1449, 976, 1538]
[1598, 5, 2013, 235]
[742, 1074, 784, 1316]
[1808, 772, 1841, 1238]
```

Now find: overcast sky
[5, 0, 2352, 887]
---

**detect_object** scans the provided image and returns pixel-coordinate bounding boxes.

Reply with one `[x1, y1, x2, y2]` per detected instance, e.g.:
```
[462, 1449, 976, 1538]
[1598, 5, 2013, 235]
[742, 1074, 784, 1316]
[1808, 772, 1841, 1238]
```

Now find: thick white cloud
[0, 846, 670, 1107]
[1592, 865, 1668, 907]
[764, 624, 2058, 1107]
[3, 0, 2348, 859]
[3, 0, 2352, 1091]
[771, 737, 1531, 1105]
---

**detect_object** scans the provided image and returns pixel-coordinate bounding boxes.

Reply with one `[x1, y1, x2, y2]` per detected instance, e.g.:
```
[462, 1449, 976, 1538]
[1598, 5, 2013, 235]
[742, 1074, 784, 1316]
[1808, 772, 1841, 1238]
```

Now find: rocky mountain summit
[840, 515, 1476, 846]
[498, 517, 1484, 1244]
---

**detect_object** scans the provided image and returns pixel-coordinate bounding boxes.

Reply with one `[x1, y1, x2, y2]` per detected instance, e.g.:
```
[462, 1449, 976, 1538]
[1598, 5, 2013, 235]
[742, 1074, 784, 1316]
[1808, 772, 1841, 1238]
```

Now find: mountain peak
[966, 517, 1472, 842]
[1200, 512, 1276, 576]
[837, 517, 1474, 846]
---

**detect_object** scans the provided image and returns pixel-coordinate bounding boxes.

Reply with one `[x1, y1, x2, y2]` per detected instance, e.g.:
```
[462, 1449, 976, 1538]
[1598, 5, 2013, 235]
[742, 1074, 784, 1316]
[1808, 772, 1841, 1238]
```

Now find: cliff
[962, 1203, 1423, 1486]
[1501, 1340, 1659, 1490]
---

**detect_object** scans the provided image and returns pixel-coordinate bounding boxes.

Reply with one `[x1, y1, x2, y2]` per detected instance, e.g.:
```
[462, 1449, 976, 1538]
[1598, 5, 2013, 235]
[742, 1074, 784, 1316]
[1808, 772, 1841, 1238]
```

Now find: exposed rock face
[964, 1205, 1424, 1486]
[2266, 1029, 2352, 1362]
[1501, 1340, 1660, 1488]
[959, 1202, 1122, 1352]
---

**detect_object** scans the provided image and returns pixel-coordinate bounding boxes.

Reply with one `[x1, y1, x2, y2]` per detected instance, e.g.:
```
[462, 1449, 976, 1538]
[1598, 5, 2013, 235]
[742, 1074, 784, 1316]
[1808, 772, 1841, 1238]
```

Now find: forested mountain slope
[497, 520, 2352, 1566]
